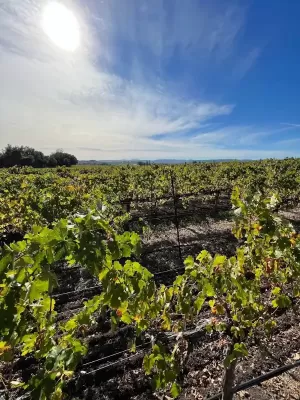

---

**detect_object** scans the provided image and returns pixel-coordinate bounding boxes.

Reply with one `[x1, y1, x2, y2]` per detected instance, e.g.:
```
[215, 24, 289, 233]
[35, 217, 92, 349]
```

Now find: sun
[42, 2, 80, 52]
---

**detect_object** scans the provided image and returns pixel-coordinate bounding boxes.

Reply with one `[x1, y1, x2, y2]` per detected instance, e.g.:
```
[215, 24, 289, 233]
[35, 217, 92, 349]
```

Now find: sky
[1, 0, 300, 160]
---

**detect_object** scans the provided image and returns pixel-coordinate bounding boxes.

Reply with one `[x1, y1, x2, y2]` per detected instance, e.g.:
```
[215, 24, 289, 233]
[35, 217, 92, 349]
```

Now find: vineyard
[1, 159, 300, 400]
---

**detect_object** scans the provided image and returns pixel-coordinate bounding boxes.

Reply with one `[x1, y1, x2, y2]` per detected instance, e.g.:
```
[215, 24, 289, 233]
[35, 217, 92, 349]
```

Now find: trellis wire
[54, 264, 186, 301]
[81, 340, 152, 368]
[80, 351, 144, 376]
[79, 325, 209, 375]
[57, 181, 230, 276]
[79, 326, 300, 397]
[52, 285, 102, 299]
[1, 336, 299, 397]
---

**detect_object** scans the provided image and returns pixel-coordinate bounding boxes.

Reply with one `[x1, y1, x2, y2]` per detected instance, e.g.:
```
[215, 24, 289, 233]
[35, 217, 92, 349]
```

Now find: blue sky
[1, 0, 300, 160]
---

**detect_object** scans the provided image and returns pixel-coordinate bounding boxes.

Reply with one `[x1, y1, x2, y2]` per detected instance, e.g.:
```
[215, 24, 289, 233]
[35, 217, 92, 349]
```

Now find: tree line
[0, 145, 78, 168]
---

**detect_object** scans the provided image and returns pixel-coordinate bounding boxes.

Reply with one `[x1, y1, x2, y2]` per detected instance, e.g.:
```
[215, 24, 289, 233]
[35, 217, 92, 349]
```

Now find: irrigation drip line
[255, 337, 300, 384]
[81, 340, 152, 368]
[206, 359, 300, 400]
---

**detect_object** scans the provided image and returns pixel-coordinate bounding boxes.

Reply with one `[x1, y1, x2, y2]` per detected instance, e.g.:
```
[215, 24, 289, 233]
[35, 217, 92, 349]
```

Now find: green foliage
[1, 158, 300, 398]
[143, 343, 181, 396]
[142, 188, 300, 397]
[2, 157, 300, 238]
[0, 144, 78, 168]
[0, 211, 152, 398]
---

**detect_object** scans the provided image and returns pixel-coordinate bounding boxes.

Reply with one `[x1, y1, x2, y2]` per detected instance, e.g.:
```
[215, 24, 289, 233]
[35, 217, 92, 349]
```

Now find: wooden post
[214, 190, 220, 213]
[171, 174, 183, 263]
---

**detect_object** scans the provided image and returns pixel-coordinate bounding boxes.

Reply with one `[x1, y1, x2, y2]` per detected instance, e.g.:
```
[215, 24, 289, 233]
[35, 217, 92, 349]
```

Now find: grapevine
[1, 159, 300, 398]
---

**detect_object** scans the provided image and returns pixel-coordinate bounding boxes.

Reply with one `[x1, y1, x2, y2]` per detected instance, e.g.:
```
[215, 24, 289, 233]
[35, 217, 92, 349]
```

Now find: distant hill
[78, 159, 241, 165]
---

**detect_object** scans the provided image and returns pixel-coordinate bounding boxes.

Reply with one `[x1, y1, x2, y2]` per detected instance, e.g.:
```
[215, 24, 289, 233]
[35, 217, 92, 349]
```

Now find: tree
[0, 145, 78, 168]
[49, 150, 78, 167]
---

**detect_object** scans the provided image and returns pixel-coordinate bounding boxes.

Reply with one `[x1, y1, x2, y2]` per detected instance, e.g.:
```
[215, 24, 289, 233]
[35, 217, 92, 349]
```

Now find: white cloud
[274, 138, 300, 147]
[0, 44, 234, 149]
[281, 123, 300, 128]
[0, 0, 237, 157]
[233, 47, 261, 80]
[237, 126, 293, 146]
[89, 0, 246, 62]
[0, 1, 270, 160]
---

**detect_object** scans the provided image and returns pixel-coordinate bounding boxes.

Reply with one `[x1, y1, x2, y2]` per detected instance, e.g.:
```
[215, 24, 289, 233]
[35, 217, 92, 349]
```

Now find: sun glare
[42, 2, 80, 52]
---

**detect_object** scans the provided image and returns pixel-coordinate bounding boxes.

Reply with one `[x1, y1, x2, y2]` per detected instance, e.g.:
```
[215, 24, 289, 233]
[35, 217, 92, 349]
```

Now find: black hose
[207, 359, 300, 400]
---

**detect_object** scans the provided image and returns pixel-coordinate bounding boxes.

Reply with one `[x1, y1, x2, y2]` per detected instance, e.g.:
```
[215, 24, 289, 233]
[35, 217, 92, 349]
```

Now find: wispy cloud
[274, 138, 300, 147]
[89, 0, 247, 70]
[0, 0, 275, 160]
[237, 126, 294, 146]
[233, 47, 261, 80]
[281, 123, 300, 128]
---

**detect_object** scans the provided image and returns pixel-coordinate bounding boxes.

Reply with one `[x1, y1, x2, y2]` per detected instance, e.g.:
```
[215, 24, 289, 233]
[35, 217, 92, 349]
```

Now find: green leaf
[21, 333, 38, 355]
[204, 282, 215, 297]
[271, 287, 281, 296]
[153, 344, 163, 356]
[213, 255, 226, 266]
[196, 250, 211, 262]
[184, 256, 194, 268]
[215, 322, 227, 332]
[143, 354, 155, 374]
[20, 256, 34, 265]
[137, 319, 148, 331]
[208, 299, 215, 308]
[99, 268, 109, 281]
[271, 299, 278, 308]
[110, 290, 122, 309]
[51, 387, 63, 400]
[233, 343, 248, 358]
[122, 244, 131, 258]
[153, 375, 161, 389]
[10, 380, 24, 388]
[194, 295, 205, 312]
[10, 241, 27, 252]
[224, 353, 236, 368]
[64, 318, 77, 331]
[121, 312, 132, 324]
[46, 248, 54, 264]
[265, 319, 277, 333]
[165, 369, 177, 382]
[174, 275, 183, 286]
[29, 279, 49, 301]
[0, 253, 13, 279]
[274, 294, 291, 309]
[170, 382, 181, 398]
